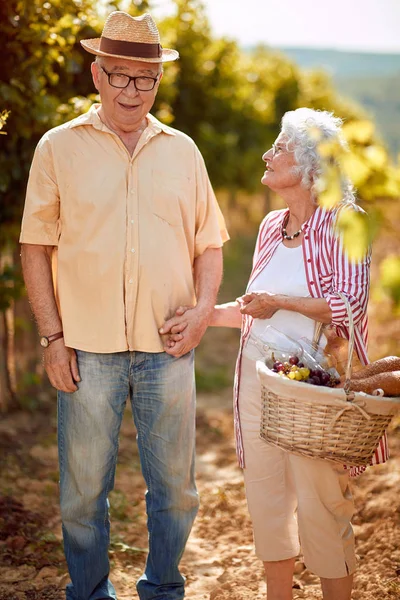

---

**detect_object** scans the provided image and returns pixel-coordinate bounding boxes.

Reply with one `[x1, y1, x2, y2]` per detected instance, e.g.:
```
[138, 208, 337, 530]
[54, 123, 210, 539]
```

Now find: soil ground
[0, 389, 399, 600]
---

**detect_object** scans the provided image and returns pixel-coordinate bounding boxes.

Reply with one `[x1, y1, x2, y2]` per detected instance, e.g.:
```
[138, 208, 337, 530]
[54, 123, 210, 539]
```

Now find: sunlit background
[152, 0, 400, 52]
[1, 3, 400, 599]
[1, 0, 400, 409]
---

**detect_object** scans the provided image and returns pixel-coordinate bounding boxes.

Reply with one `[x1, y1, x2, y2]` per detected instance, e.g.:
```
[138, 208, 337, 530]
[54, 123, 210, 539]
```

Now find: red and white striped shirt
[233, 204, 388, 475]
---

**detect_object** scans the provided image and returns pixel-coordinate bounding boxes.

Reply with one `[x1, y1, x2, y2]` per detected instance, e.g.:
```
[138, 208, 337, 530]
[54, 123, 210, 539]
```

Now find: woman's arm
[326, 206, 371, 328]
[210, 301, 242, 328]
[238, 291, 332, 323]
[159, 300, 242, 348]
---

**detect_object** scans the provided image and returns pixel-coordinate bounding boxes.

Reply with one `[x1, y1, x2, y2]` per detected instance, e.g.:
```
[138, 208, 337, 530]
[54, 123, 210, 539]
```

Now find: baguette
[347, 371, 400, 397]
[350, 356, 400, 380]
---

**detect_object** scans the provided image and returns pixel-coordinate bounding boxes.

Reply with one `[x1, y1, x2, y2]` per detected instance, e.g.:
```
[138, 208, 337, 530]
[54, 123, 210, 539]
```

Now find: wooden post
[0, 312, 8, 413]
[0, 246, 18, 412]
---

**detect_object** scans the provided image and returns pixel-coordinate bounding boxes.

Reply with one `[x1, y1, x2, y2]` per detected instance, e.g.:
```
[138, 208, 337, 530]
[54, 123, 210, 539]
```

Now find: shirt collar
[68, 104, 103, 129]
[146, 113, 175, 136]
[68, 103, 175, 136]
[305, 205, 329, 231]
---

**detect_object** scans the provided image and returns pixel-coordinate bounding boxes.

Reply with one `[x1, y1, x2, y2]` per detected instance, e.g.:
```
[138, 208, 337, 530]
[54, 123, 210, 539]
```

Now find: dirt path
[0, 390, 399, 600]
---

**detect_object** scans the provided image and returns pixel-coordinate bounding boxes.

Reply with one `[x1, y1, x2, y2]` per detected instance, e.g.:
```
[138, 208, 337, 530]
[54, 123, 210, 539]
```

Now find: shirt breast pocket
[151, 171, 188, 228]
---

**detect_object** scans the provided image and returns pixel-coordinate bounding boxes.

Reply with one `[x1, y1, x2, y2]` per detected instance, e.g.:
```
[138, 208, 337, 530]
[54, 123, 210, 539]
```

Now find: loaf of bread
[350, 356, 400, 380]
[339, 356, 400, 396]
[348, 371, 400, 396]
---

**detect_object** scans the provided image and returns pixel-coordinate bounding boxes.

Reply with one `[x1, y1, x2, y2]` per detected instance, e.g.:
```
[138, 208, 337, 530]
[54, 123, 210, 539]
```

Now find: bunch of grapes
[271, 355, 340, 387]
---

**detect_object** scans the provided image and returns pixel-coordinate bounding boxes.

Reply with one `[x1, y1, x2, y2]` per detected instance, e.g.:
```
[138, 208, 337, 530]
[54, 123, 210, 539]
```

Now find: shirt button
[130, 219, 134, 224]
[129, 279, 133, 284]
[310, 281, 315, 285]
[131, 248, 135, 253]
[305, 236, 309, 240]
[307, 259, 311, 263]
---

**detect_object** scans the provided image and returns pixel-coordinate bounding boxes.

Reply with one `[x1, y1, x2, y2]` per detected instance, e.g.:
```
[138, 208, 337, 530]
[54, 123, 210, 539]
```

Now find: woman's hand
[237, 291, 278, 319]
[160, 304, 211, 357]
[159, 305, 192, 350]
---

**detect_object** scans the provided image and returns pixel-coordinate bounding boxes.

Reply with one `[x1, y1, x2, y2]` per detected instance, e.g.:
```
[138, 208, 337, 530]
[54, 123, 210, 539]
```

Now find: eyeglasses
[271, 143, 280, 157]
[101, 66, 159, 91]
[271, 143, 293, 157]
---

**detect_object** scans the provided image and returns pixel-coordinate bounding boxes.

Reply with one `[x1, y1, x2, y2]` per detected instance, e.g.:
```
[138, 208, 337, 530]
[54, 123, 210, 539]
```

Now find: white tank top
[248, 242, 317, 344]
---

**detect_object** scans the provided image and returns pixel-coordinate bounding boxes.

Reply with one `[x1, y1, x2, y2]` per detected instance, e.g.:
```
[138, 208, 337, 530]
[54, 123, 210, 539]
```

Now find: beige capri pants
[239, 349, 357, 579]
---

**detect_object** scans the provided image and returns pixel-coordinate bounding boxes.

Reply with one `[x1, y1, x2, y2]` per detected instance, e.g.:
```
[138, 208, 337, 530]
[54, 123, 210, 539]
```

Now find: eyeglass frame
[100, 66, 160, 91]
[271, 142, 294, 157]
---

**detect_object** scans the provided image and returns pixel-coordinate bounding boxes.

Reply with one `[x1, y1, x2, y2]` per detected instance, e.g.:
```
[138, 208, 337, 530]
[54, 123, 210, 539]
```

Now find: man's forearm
[161, 247, 223, 356]
[21, 244, 62, 335]
[193, 247, 223, 317]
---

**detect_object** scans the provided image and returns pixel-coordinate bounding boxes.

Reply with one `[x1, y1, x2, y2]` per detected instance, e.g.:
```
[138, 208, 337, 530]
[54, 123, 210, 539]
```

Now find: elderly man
[20, 11, 228, 600]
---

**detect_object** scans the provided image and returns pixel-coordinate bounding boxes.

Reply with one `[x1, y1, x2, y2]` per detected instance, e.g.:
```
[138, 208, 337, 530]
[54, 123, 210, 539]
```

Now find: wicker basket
[257, 293, 400, 466]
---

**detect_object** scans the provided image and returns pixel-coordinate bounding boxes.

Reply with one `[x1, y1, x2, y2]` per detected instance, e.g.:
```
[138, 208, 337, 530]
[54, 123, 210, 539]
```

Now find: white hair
[280, 108, 355, 203]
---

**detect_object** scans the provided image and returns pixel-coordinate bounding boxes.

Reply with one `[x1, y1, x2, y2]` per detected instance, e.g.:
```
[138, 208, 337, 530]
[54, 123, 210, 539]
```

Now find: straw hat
[80, 11, 179, 63]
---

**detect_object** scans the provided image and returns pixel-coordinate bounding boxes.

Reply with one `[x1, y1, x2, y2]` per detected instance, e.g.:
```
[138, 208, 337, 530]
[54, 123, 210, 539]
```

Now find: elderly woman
[161, 108, 387, 600]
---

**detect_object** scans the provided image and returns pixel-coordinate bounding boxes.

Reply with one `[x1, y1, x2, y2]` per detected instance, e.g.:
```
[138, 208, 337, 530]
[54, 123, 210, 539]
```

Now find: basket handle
[312, 292, 355, 399]
[336, 291, 355, 396]
[311, 322, 324, 351]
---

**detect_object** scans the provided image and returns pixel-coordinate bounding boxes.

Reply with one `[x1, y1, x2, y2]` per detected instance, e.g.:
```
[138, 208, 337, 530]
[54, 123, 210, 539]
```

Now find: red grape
[320, 372, 330, 385]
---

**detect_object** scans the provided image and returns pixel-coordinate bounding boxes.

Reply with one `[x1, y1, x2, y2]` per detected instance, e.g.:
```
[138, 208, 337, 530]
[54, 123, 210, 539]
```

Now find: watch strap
[47, 331, 64, 344]
[41, 331, 64, 347]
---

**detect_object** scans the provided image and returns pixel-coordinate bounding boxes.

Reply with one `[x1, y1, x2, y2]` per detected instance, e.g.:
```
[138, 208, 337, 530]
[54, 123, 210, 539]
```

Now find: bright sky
[152, 0, 400, 52]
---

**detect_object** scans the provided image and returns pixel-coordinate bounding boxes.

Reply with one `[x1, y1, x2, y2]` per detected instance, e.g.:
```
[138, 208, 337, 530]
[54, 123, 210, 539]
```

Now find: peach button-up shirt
[20, 105, 229, 353]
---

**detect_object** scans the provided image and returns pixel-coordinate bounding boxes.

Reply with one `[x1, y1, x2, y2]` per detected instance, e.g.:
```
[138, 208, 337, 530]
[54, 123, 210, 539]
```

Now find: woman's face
[261, 133, 302, 191]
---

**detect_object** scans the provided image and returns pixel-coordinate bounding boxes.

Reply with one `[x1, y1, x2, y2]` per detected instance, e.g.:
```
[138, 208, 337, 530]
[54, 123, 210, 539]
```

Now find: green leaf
[341, 152, 371, 188]
[342, 120, 375, 145]
[336, 209, 371, 260]
[380, 255, 400, 305]
[316, 165, 343, 209]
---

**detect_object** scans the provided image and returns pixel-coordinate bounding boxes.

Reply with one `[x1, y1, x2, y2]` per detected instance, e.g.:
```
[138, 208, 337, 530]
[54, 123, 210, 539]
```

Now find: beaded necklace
[281, 214, 308, 240]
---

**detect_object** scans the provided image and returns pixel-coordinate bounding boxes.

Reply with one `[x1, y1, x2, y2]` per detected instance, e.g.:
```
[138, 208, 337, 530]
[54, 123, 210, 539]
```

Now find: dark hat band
[100, 37, 162, 58]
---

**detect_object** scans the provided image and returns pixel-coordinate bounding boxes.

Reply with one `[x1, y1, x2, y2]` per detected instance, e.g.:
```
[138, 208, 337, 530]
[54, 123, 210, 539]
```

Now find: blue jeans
[58, 349, 199, 600]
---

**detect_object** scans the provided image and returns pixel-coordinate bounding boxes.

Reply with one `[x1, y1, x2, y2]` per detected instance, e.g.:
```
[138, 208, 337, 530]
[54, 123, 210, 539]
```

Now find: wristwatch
[40, 331, 64, 348]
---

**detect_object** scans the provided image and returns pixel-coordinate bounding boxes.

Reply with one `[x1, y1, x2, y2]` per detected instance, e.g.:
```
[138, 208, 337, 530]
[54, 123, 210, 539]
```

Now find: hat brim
[80, 38, 179, 63]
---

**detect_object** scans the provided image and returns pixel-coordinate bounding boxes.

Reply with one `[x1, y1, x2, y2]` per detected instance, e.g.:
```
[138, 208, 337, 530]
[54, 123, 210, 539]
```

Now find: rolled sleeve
[193, 146, 229, 257]
[20, 136, 61, 246]
[326, 230, 371, 328]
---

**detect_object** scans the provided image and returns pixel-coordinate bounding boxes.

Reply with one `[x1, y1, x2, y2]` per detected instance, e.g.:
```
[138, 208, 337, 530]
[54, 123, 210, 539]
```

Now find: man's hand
[159, 305, 210, 357]
[159, 247, 223, 357]
[237, 291, 278, 319]
[160, 305, 191, 347]
[43, 338, 81, 393]
[21, 245, 79, 392]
